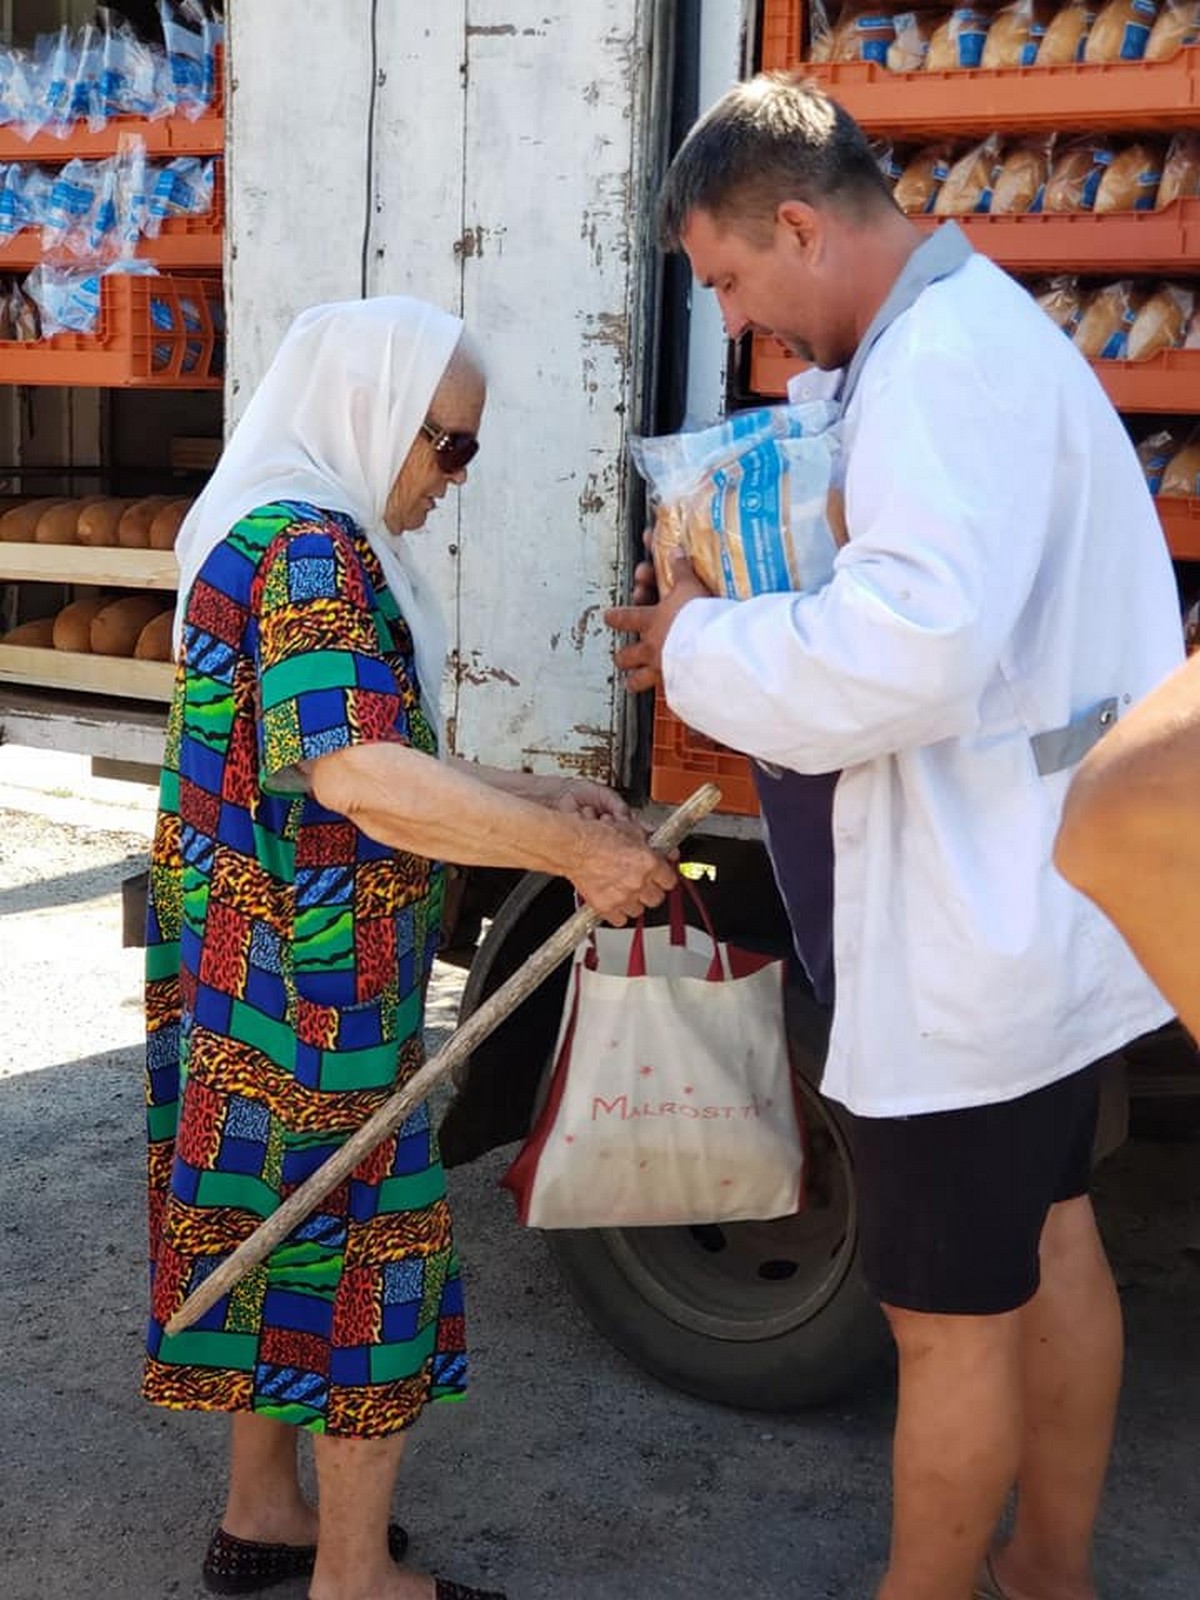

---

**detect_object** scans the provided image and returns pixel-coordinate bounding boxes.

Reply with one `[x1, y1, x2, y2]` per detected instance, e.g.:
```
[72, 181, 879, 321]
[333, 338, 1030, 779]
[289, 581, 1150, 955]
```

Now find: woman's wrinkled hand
[568, 816, 678, 926]
[548, 777, 634, 823]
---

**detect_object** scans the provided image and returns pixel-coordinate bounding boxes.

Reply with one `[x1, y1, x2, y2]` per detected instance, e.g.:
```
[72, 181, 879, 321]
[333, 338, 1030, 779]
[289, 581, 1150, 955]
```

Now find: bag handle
[628, 879, 726, 981]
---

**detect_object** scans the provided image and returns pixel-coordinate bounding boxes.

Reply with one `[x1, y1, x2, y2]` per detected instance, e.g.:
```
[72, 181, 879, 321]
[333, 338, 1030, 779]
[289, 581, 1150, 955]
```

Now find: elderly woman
[144, 297, 675, 1600]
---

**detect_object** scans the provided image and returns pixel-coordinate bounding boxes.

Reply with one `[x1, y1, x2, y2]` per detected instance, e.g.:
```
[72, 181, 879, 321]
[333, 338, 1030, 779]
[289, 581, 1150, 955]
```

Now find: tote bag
[502, 886, 804, 1229]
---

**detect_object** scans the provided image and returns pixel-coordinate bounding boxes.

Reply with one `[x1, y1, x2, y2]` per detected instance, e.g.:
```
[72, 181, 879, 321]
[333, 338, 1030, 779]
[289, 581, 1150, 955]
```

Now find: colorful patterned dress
[143, 501, 467, 1438]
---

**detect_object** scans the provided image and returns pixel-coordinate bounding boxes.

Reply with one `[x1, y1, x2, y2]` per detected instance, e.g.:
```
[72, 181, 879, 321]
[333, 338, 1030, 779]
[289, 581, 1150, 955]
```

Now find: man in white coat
[608, 76, 1182, 1600]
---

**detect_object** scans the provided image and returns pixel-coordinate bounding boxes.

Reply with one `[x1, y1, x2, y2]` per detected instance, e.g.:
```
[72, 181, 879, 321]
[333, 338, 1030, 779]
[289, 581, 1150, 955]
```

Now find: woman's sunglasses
[420, 416, 479, 474]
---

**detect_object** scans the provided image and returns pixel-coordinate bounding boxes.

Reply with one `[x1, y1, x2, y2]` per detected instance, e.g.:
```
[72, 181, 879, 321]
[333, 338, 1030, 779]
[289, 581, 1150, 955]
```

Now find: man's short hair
[657, 73, 896, 250]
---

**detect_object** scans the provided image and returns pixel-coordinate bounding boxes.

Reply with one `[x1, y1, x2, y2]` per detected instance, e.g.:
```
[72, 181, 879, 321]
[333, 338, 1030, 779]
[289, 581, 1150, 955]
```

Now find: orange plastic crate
[799, 50, 1200, 139]
[0, 159, 224, 271]
[0, 272, 223, 388]
[651, 698, 759, 817]
[1157, 496, 1200, 560]
[1092, 347, 1200, 412]
[749, 332, 801, 398]
[761, 0, 802, 72]
[913, 200, 1200, 275]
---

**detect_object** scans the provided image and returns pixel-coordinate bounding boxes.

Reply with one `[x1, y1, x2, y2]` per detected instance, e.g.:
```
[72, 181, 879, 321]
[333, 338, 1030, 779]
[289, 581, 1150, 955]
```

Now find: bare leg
[876, 1306, 1023, 1600]
[989, 1197, 1121, 1600]
[310, 1431, 431, 1600]
[1055, 651, 1200, 1039]
[222, 1412, 318, 1545]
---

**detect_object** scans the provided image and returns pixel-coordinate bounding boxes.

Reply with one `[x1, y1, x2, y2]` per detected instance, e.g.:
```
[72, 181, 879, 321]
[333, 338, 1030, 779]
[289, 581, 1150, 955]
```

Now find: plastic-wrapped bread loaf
[933, 137, 1001, 216]
[90, 594, 168, 657]
[1043, 137, 1115, 212]
[981, 0, 1047, 64]
[1072, 282, 1145, 359]
[52, 593, 114, 652]
[1083, 0, 1160, 61]
[894, 144, 955, 213]
[133, 610, 176, 662]
[1158, 132, 1200, 207]
[1145, 0, 1200, 56]
[1135, 428, 1181, 492]
[1161, 438, 1200, 497]
[888, 9, 947, 68]
[1036, 0, 1097, 61]
[829, 7, 896, 62]
[926, 7, 992, 66]
[148, 498, 192, 551]
[991, 138, 1053, 214]
[1036, 276, 1087, 336]
[117, 496, 175, 549]
[1126, 283, 1194, 360]
[1094, 140, 1164, 213]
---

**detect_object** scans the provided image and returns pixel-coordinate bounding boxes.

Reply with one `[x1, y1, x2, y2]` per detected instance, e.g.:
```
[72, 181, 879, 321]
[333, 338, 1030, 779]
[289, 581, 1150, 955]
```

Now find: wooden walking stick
[166, 781, 722, 1335]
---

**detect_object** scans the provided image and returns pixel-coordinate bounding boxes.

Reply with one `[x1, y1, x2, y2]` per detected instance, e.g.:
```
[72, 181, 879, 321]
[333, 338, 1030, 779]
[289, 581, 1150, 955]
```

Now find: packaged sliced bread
[1127, 283, 1194, 360]
[1072, 281, 1146, 359]
[1035, 275, 1087, 335]
[1083, 0, 1160, 60]
[52, 593, 113, 652]
[2, 616, 55, 646]
[133, 609, 176, 662]
[1161, 437, 1200, 496]
[991, 137, 1054, 214]
[1094, 140, 1164, 213]
[981, 0, 1048, 65]
[888, 9, 948, 68]
[830, 7, 897, 62]
[1158, 132, 1200, 207]
[1036, 0, 1097, 61]
[934, 135, 1002, 215]
[0, 498, 66, 543]
[1043, 137, 1116, 212]
[894, 144, 955, 212]
[90, 594, 168, 657]
[1145, 0, 1200, 56]
[926, 7, 992, 66]
[76, 498, 134, 548]
[1135, 427, 1181, 492]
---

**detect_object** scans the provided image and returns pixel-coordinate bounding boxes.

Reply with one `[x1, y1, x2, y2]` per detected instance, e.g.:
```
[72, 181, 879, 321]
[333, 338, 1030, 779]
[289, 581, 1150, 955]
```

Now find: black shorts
[843, 1063, 1102, 1316]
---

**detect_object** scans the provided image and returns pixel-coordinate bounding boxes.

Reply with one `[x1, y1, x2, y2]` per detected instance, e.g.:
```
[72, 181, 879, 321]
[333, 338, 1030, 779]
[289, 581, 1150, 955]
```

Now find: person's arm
[1054, 653, 1200, 1039]
[613, 345, 1051, 773]
[447, 757, 633, 822]
[306, 742, 676, 925]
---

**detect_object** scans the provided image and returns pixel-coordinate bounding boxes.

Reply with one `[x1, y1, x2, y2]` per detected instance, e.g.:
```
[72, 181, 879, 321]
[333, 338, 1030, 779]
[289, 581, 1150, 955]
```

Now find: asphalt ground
[0, 753, 1197, 1600]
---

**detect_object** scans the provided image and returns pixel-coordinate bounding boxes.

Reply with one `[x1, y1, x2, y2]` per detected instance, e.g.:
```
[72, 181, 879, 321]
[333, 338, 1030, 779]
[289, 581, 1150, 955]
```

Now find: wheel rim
[599, 1078, 857, 1342]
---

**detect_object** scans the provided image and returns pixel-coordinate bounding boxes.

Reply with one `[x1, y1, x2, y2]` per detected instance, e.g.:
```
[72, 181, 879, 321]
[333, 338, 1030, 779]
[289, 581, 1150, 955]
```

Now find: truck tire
[543, 1063, 889, 1412]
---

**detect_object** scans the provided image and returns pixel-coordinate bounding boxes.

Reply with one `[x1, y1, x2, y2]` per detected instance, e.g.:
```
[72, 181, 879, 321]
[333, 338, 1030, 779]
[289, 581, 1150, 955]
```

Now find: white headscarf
[173, 295, 467, 732]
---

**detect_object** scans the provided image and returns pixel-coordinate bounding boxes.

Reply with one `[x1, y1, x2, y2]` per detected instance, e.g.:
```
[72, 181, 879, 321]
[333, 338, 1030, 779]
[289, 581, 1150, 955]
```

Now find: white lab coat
[664, 252, 1181, 1117]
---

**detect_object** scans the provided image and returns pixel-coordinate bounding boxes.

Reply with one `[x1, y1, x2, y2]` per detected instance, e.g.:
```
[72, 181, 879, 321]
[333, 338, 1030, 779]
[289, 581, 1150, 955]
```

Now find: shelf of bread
[1156, 493, 1200, 557]
[913, 199, 1200, 272]
[797, 51, 1200, 140]
[0, 643, 174, 702]
[0, 544, 177, 589]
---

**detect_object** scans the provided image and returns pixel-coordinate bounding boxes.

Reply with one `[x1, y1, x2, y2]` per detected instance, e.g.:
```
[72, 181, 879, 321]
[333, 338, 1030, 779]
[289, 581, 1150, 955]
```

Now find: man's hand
[568, 816, 678, 926]
[605, 550, 710, 694]
[546, 777, 634, 823]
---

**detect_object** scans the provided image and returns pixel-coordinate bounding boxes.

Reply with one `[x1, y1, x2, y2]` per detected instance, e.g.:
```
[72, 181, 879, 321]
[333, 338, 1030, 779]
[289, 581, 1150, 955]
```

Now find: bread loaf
[90, 594, 167, 657]
[887, 9, 946, 69]
[1135, 428, 1180, 492]
[76, 498, 134, 548]
[981, 0, 1045, 65]
[1094, 140, 1165, 213]
[894, 144, 955, 212]
[2, 616, 56, 646]
[926, 7, 992, 67]
[1083, 0, 1159, 61]
[148, 498, 192, 551]
[1127, 283, 1193, 360]
[133, 609, 176, 662]
[1043, 138, 1115, 212]
[1158, 131, 1200, 207]
[0, 498, 66, 543]
[652, 502, 722, 597]
[1035, 275, 1087, 335]
[1036, 0, 1096, 61]
[991, 139, 1053, 214]
[1145, 0, 1200, 55]
[34, 499, 92, 545]
[933, 137, 1001, 216]
[1072, 282, 1145, 359]
[52, 593, 112, 652]
[829, 8, 897, 62]
[1161, 439, 1200, 497]
[117, 496, 174, 549]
